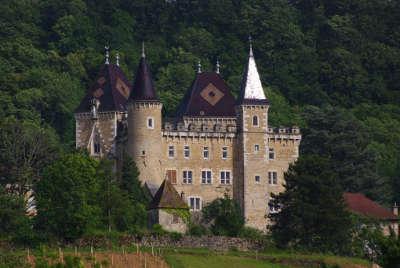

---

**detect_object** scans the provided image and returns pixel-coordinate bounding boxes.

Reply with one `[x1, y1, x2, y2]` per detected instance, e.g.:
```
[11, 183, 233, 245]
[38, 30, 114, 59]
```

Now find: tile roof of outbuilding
[176, 72, 236, 117]
[344, 192, 398, 221]
[75, 64, 132, 113]
[148, 180, 188, 210]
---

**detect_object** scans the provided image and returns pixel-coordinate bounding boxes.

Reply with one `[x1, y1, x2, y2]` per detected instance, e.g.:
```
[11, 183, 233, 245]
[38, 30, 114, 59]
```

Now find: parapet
[268, 126, 301, 141]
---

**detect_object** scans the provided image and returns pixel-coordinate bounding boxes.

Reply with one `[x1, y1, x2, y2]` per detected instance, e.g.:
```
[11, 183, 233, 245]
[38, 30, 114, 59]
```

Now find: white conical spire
[241, 37, 266, 100]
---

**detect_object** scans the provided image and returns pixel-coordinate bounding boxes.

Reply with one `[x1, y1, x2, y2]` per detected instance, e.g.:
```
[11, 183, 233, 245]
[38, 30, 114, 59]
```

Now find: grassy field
[162, 248, 372, 268]
[0, 246, 372, 268]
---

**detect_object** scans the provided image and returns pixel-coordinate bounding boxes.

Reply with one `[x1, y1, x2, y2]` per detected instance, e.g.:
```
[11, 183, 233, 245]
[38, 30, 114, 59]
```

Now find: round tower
[127, 46, 163, 186]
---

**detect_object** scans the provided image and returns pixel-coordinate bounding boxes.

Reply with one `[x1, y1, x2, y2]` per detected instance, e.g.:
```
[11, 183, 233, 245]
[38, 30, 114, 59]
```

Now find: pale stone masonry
[75, 45, 301, 231]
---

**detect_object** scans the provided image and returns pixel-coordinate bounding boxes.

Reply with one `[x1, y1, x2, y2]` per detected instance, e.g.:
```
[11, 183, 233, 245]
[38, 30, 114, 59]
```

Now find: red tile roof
[176, 72, 236, 117]
[75, 64, 132, 113]
[343, 192, 398, 221]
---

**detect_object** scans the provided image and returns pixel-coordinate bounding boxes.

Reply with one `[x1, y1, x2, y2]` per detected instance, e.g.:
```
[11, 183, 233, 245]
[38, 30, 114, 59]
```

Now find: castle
[75, 43, 301, 231]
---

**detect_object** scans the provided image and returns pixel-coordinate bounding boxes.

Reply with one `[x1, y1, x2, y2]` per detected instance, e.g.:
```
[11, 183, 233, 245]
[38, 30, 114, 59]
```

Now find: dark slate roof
[176, 72, 236, 117]
[148, 180, 188, 210]
[75, 64, 132, 113]
[344, 193, 398, 221]
[129, 56, 158, 101]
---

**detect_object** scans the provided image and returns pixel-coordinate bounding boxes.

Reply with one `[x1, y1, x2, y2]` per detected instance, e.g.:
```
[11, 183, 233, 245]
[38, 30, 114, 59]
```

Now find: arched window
[252, 115, 259, 126]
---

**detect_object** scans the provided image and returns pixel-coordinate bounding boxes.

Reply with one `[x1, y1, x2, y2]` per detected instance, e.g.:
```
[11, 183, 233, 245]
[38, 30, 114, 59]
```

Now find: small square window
[269, 200, 280, 214]
[183, 170, 193, 184]
[255, 175, 260, 183]
[254, 144, 260, 152]
[184, 146, 190, 158]
[203, 147, 209, 159]
[222, 147, 228, 159]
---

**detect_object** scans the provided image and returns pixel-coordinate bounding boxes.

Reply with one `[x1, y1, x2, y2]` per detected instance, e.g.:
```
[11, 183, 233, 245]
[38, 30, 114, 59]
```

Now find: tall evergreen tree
[270, 155, 353, 254]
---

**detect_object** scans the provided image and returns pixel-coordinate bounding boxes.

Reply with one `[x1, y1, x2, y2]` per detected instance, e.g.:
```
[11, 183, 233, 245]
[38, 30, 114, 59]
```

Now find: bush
[169, 231, 183, 241]
[238, 227, 265, 240]
[188, 224, 209, 237]
[151, 224, 167, 236]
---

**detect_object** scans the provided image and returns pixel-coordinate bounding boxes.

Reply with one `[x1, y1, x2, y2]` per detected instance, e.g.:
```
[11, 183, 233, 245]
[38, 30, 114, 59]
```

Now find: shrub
[188, 224, 209, 237]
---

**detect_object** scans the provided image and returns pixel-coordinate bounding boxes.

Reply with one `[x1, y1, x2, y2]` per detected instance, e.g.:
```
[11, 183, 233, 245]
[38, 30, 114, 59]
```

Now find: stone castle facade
[75, 45, 301, 231]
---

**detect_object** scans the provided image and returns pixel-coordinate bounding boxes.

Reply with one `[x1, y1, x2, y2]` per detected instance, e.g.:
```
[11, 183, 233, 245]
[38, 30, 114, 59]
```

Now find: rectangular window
[166, 170, 177, 184]
[201, 170, 212, 184]
[147, 117, 154, 129]
[168, 145, 175, 158]
[188, 197, 202, 211]
[203, 146, 209, 159]
[220, 171, 231, 184]
[183, 170, 193, 184]
[255, 175, 260, 183]
[184, 146, 190, 158]
[269, 148, 275, 159]
[254, 144, 260, 152]
[268, 171, 278, 185]
[222, 147, 228, 159]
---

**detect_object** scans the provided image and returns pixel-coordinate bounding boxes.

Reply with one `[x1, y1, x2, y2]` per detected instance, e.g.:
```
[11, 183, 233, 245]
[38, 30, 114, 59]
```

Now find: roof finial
[105, 46, 110, 65]
[116, 52, 120, 66]
[141, 41, 145, 58]
[216, 59, 220, 74]
[248, 35, 253, 57]
[197, 60, 202, 73]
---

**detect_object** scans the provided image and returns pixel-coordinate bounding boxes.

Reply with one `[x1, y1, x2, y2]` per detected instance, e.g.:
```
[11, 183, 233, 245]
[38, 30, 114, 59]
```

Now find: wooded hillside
[0, 0, 399, 204]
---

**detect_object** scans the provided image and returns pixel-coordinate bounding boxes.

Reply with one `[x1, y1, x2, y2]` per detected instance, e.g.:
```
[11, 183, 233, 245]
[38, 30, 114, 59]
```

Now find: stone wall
[76, 235, 264, 252]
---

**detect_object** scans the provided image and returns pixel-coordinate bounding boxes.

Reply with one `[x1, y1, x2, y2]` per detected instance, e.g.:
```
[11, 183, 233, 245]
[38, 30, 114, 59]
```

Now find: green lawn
[164, 253, 287, 268]
[162, 248, 372, 268]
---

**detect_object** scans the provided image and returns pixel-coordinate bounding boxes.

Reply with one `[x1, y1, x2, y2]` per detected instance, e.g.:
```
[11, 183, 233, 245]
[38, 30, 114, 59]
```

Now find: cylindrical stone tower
[127, 48, 163, 186]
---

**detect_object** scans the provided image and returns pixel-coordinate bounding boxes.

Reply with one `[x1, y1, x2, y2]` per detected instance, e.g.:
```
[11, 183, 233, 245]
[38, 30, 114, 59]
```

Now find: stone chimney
[393, 202, 398, 216]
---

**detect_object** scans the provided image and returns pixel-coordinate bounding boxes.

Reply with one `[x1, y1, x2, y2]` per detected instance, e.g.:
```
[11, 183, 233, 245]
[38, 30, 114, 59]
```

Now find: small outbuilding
[344, 192, 399, 236]
[148, 179, 189, 233]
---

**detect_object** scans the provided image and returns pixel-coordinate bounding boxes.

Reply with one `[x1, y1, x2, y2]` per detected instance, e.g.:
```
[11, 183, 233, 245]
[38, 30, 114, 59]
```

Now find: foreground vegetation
[0, 247, 372, 268]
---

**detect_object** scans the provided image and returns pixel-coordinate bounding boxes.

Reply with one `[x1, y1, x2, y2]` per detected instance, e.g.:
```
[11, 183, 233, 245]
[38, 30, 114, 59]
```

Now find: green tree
[119, 154, 148, 204]
[35, 152, 100, 241]
[0, 186, 33, 245]
[0, 118, 59, 196]
[202, 194, 244, 237]
[97, 158, 146, 233]
[270, 155, 353, 254]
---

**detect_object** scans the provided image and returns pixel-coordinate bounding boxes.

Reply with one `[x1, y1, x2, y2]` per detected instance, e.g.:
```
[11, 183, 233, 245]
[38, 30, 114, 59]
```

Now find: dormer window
[147, 117, 154, 129]
[252, 115, 259, 126]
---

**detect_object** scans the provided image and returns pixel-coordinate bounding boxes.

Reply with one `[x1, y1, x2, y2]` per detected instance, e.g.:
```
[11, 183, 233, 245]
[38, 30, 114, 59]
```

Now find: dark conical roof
[75, 64, 132, 113]
[129, 56, 158, 101]
[176, 72, 236, 117]
[148, 180, 188, 210]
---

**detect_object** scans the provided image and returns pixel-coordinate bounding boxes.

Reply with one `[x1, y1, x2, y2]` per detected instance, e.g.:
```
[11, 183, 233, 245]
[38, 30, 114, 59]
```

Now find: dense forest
[0, 0, 399, 205]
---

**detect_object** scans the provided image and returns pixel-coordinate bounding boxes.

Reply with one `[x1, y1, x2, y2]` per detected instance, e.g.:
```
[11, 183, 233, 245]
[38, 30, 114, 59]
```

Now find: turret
[234, 38, 270, 230]
[127, 44, 163, 186]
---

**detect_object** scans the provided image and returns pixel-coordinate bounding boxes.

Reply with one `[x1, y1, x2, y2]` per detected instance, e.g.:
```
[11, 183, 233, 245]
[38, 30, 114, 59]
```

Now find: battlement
[162, 117, 237, 138]
[268, 126, 301, 141]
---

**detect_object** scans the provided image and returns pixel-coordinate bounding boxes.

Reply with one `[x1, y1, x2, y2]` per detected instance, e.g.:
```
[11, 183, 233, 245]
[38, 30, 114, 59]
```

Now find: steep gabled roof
[237, 46, 268, 105]
[344, 193, 398, 221]
[148, 180, 188, 210]
[75, 64, 132, 113]
[176, 72, 236, 117]
[129, 55, 158, 101]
